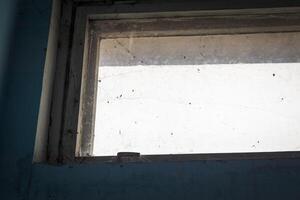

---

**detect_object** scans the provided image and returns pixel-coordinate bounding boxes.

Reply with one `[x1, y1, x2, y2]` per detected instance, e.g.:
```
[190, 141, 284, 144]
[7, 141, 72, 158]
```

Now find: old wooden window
[41, 1, 300, 163]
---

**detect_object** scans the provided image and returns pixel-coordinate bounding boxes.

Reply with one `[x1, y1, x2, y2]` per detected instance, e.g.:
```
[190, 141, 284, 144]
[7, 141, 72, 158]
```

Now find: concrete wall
[1, 1, 300, 200]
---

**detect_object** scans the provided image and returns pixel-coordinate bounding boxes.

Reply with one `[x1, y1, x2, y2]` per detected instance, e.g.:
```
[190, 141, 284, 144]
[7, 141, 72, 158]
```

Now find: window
[94, 35, 300, 156]
[44, 2, 300, 163]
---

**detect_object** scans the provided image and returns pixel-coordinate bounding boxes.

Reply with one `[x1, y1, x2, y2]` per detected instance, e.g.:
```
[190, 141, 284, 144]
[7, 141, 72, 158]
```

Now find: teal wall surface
[1, 1, 300, 200]
[0, 0, 52, 199]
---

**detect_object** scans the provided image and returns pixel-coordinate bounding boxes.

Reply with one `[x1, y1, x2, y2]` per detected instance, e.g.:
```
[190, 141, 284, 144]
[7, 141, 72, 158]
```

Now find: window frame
[47, 1, 300, 164]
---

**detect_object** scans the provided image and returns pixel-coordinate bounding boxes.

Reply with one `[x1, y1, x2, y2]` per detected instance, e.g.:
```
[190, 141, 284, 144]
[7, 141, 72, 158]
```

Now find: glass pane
[93, 33, 300, 156]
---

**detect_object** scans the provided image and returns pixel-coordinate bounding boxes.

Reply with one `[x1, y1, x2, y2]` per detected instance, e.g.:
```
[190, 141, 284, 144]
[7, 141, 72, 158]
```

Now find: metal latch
[101, 0, 138, 5]
[116, 152, 141, 162]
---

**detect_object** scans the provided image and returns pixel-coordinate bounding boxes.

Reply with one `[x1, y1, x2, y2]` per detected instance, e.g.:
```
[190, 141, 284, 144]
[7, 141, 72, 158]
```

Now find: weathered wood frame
[48, 1, 300, 164]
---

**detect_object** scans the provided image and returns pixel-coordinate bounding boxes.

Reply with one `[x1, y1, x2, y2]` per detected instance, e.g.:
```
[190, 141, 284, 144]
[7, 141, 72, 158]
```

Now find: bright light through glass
[93, 33, 300, 156]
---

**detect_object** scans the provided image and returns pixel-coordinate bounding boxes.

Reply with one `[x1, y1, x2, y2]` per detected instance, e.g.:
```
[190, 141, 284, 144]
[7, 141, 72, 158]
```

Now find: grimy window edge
[44, 0, 300, 164]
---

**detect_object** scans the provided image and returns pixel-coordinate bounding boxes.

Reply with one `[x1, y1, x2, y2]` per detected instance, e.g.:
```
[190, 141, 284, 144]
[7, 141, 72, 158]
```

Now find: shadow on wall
[0, 0, 18, 109]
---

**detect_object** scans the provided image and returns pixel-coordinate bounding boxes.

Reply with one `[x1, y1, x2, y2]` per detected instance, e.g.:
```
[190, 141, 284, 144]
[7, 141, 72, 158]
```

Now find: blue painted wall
[1, 1, 300, 200]
[0, 0, 52, 199]
[0, 0, 18, 111]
